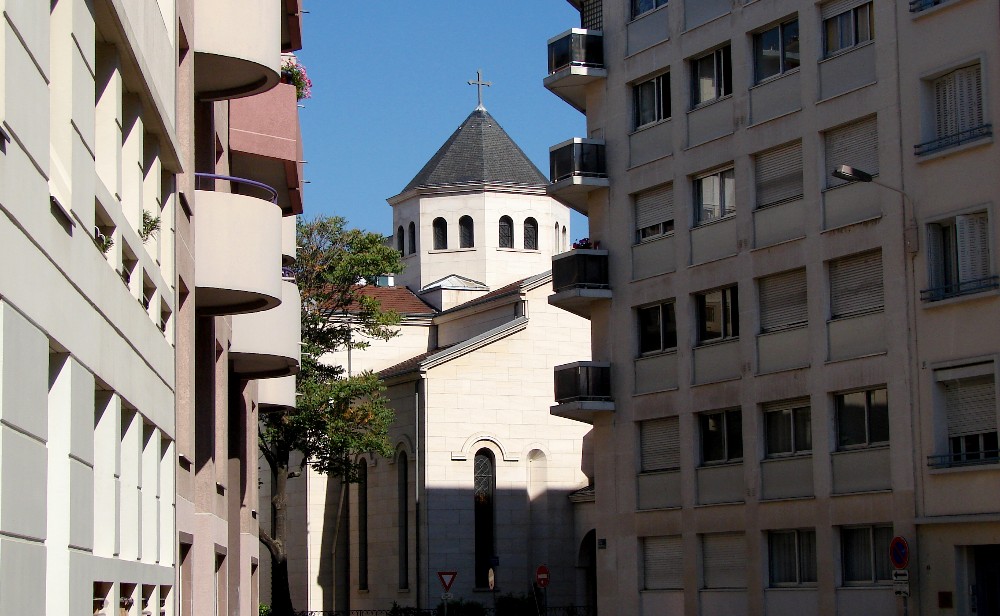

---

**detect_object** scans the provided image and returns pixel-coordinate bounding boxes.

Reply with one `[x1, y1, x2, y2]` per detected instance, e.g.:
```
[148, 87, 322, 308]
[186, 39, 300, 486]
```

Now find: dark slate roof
[401, 107, 548, 193]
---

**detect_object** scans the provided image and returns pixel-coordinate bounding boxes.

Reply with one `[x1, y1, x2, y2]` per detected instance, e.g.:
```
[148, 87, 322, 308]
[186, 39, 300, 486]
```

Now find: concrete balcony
[259, 375, 297, 412]
[551, 361, 614, 424]
[548, 138, 608, 214]
[281, 0, 303, 52]
[194, 0, 281, 100]
[544, 29, 606, 113]
[549, 249, 610, 318]
[230, 280, 301, 378]
[194, 174, 283, 315]
[230, 82, 304, 215]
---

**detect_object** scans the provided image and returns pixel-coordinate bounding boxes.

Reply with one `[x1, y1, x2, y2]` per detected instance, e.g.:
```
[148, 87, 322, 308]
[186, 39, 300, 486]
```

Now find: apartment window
[769, 529, 817, 586]
[524, 217, 538, 250]
[696, 285, 739, 343]
[825, 116, 879, 188]
[632, 0, 667, 19]
[754, 18, 800, 83]
[694, 167, 735, 224]
[691, 46, 732, 106]
[432, 218, 447, 250]
[935, 363, 998, 467]
[407, 221, 416, 254]
[459, 216, 474, 248]
[764, 400, 812, 457]
[700, 409, 742, 464]
[638, 302, 677, 354]
[836, 387, 889, 449]
[499, 216, 513, 248]
[841, 525, 893, 584]
[917, 64, 991, 155]
[829, 250, 884, 318]
[634, 184, 674, 242]
[702, 533, 747, 589]
[640, 417, 680, 472]
[758, 268, 807, 332]
[924, 211, 996, 300]
[642, 535, 683, 590]
[822, 1, 873, 57]
[634, 73, 670, 129]
[755, 141, 803, 208]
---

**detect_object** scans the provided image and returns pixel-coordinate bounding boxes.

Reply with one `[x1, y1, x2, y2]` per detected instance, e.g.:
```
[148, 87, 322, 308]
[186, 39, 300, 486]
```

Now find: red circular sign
[889, 536, 910, 569]
[535, 564, 551, 588]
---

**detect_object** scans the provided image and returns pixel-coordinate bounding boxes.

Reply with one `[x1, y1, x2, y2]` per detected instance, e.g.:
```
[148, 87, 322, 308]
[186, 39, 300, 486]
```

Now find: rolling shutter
[643, 535, 683, 590]
[821, 0, 863, 20]
[759, 268, 808, 331]
[702, 533, 747, 588]
[830, 250, 883, 317]
[944, 375, 996, 438]
[825, 116, 879, 188]
[755, 141, 803, 208]
[635, 184, 674, 230]
[957, 212, 991, 283]
[640, 417, 679, 471]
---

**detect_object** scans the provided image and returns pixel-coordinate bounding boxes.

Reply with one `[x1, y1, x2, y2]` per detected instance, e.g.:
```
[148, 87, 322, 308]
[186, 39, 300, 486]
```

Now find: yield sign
[437, 571, 457, 592]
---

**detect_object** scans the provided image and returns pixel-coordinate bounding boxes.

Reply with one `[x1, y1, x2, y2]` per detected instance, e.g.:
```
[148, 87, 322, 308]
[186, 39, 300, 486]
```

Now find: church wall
[321, 320, 433, 376]
[437, 302, 520, 348]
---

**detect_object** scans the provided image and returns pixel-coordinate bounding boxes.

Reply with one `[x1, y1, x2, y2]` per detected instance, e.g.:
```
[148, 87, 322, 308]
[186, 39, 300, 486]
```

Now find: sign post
[438, 571, 457, 616]
[889, 536, 911, 616]
[535, 565, 550, 615]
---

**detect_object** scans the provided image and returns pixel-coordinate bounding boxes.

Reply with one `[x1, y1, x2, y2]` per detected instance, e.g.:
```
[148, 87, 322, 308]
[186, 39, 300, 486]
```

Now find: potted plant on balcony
[281, 57, 312, 100]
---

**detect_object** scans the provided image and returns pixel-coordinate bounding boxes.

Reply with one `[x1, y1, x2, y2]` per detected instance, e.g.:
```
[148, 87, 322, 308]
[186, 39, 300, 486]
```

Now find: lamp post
[831, 165, 917, 253]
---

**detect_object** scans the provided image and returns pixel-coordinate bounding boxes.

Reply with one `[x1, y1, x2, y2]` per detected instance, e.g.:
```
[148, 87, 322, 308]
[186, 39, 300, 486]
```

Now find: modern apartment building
[0, 1, 303, 614]
[543, 1, 1000, 615]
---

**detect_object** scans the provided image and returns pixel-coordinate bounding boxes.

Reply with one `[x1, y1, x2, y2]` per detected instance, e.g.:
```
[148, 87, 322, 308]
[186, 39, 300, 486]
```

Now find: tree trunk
[261, 455, 295, 615]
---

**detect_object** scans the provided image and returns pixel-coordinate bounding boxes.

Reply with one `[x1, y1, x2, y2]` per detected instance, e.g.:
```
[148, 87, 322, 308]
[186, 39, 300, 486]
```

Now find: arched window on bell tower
[524, 217, 538, 250]
[396, 226, 404, 254]
[474, 448, 496, 588]
[407, 221, 416, 254]
[499, 216, 513, 249]
[433, 218, 448, 250]
[460, 215, 475, 248]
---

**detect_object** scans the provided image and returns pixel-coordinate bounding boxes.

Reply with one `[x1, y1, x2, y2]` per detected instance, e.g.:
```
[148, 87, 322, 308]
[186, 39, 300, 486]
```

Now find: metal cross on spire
[468, 69, 492, 110]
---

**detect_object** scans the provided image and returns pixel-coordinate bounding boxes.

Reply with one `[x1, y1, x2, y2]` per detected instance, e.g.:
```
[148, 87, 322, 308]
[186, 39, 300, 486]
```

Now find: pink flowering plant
[281, 58, 312, 100]
[572, 237, 594, 249]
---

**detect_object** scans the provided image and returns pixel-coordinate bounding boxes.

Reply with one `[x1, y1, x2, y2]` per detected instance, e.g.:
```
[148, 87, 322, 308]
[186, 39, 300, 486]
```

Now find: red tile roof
[352, 286, 436, 315]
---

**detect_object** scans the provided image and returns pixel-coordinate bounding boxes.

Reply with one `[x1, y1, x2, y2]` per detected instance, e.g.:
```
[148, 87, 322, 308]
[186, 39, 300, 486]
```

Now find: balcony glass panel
[548, 30, 604, 74]
[550, 141, 607, 183]
[554, 363, 611, 403]
[552, 250, 609, 292]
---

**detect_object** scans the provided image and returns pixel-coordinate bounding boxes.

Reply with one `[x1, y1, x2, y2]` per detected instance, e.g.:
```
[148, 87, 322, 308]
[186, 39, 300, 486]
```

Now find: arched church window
[396, 226, 405, 254]
[499, 216, 513, 249]
[398, 452, 409, 589]
[460, 216, 475, 248]
[554, 223, 560, 254]
[358, 461, 368, 590]
[408, 222, 416, 254]
[562, 226, 568, 252]
[433, 218, 448, 250]
[474, 448, 496, 588]
[524, 217, 538, 250]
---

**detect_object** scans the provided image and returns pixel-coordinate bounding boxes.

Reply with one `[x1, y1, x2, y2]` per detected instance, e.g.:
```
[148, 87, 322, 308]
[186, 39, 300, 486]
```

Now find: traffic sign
[438, 571, 457, 592]
[535, 564, 550, 588]
[441, 593, 454, 601]
[892, 570, 910, 597]
[488, 568, 495, 591]
[889, 536, 910, 569]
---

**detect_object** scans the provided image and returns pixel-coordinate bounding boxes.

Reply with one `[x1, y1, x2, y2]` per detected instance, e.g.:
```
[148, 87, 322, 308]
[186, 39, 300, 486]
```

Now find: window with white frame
[700, 408, 743, 464]
[702, 533, 747, 589]
[764, 399, 812, 457]
[642, 535, 683, 590]
[822, 1, 873, 58]
[917, 64, 991, 155]
[753, 18, 800, 83]
[924, 210, 995, 300]
[634, 183, 674, 242]
[836, 387, 889, 449]
[694, 167, 735, 223]
[769, 529, 817, 586]
[829, 250, 883, 318]
[691, 45, 732, 107]
[755, 141, 803, 208]
[934, 362, 998, 467]
[638, 302, 677, 355]
[640, 417, 680, 472]
[696, 285, 739, 343]
[634, 73, 670, 129]
[632, 0, 667, 19]
[825, 116, 879, 188]
[758, 268, 807, 332]
[841, 525, 892, 584]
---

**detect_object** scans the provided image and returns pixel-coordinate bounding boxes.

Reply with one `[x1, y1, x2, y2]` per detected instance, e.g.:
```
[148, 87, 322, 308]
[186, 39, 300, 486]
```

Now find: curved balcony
[544, 29, 606, 113]
[194, 0, 281, 100]
[194, 174, 282, 315]
[281, 215, 297, 265]
[230, 279, 301, 378]
[549, 249, 611, 318]
[551, 361, 614, 424]
[259, 374, 297, 412]
[548, 138, 608, 214]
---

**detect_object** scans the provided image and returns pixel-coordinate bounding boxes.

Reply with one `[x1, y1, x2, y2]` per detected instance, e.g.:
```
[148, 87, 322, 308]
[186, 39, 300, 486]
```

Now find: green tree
[258, 215, 403, 615]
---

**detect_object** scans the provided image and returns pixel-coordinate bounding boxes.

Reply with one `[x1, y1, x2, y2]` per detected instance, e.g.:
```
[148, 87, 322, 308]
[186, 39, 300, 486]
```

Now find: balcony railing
[920, 275, 999, 302]
[553, 250, 609, 293]
[554, 363, 611, 404]
[914, 124, 992, 156]
[928, 450, 1000, 469]
[909, 0, 950, 12]
[549, 140, 607, 183]
[194, 172, 279, 203]
[548, 29, 604, 74]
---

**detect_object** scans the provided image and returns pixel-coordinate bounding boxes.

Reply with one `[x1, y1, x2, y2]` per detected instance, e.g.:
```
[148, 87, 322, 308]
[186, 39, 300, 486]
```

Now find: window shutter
[821, 0, 863, 20]
[759, 268, 808, 331]
[825, 116, 879, 188]
[926, 223, 946, 290]
[934, 72, 959, 139]
[702, 533, 747, 589]
[830, 250, 884, 317]
[955, 65, 983, 132]
[945, 375, 996, 437]
[581, 0, 603, 30]
[957, 212, 991, 283]
[640, 417, 679, 471]
[755, 141, 803, 208]
[635, 184, 674, 230]
[643, 535, 683, 590]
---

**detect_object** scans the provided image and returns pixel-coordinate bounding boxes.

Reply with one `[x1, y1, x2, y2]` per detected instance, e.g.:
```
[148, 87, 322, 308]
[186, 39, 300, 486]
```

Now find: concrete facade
[544, 1, 1000, 615]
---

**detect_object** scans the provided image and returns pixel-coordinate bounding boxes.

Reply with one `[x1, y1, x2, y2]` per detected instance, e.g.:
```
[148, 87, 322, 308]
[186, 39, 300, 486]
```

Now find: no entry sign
[889, 536, 910, 570]
[535, 564, 550, 588]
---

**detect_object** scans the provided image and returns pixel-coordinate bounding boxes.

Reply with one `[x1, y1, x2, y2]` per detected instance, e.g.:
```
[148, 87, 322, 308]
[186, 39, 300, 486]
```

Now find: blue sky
[296, 1, 588, 239]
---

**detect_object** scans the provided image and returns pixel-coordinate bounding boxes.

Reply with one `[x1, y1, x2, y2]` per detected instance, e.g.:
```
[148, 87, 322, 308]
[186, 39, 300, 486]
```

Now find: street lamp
[832, 164, 873, 183]
[830, 164, 917, 254]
